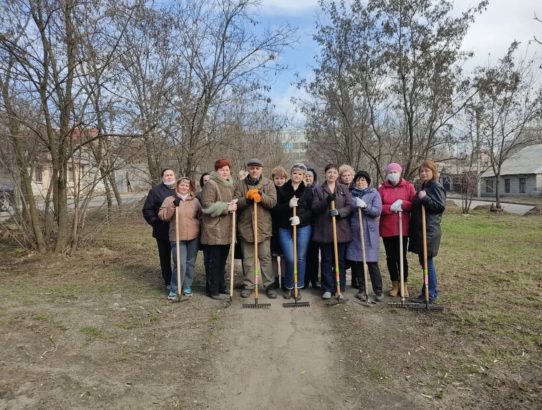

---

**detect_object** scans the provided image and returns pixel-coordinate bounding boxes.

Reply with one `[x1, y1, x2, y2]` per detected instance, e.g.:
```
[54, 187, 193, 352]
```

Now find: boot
[388, 281, 399, 297]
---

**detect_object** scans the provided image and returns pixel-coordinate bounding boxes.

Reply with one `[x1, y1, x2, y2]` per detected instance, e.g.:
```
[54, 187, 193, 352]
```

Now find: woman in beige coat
[159, 177, 201, 300]
[200, 159, 238, 300]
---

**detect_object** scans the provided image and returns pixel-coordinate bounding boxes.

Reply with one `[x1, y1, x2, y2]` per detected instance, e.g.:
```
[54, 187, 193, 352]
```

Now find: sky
[253, 0, 542, 125]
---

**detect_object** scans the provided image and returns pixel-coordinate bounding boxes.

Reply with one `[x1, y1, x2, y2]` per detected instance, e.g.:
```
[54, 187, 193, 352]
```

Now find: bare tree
[473, 42, 542, 209]
[299, 0, 487, 181]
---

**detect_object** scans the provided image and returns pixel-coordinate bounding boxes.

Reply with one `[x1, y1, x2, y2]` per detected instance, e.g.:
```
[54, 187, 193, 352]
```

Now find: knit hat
[291, 163, 307, 174]
[386, 162, 402, 174]
[354, 170, 371, 185]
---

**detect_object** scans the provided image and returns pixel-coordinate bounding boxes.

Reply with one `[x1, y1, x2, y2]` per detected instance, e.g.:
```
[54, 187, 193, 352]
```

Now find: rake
[326, 200, 348, 307]
[283, 205, 310, 308]
[170, 203, 186, 303]
[243, 200, 270, 309]
[224, 205, 237, 308]
[353, 208, 375, 307]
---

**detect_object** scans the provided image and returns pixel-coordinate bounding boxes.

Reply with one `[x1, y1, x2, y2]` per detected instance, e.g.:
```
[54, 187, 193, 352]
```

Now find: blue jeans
[320, 242, 347, 294]
[279, 225, 312, 289]
[418, 256, 438, 300]
[170, 238, 199, 293]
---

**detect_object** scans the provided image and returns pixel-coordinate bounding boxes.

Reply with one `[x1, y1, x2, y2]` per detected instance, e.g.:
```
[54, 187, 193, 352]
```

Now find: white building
[481, 144, 542, 197]
[277, 129, 307, 163]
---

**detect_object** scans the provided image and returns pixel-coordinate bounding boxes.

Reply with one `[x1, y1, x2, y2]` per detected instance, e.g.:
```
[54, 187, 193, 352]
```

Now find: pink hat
[386, 163, 402, 173]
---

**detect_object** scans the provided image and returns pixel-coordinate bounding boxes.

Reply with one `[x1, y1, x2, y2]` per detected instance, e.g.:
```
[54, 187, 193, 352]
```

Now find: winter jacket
[158, 193, 201, 242]
[409, 180, 446, 258]
[273, 180, 313, 230]
[234, 175, 277, 243]
[347, 187, 382, 262]
[378, 178, 416, 237]
[311, 182, 352, 243]
[200, 172, 235, 245]
[142, 183, 176, 240]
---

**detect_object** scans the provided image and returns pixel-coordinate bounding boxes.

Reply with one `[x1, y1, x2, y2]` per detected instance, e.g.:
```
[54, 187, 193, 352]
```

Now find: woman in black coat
[409, 160, 446, 303]
[142, 168, 177, 289]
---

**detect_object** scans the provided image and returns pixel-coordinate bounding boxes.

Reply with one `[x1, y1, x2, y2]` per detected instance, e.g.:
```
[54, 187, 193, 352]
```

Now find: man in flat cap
[234, 158, 278, 299]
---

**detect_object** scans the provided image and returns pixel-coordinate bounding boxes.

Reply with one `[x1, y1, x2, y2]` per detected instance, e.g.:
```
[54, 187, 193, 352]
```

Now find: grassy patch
[80, 326, 105, 339]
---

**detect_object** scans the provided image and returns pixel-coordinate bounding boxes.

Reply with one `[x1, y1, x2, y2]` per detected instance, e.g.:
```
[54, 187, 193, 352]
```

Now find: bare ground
[0, 209, 540, 409]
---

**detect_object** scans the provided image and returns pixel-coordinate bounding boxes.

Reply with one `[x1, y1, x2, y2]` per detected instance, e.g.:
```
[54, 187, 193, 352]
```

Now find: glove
[289, 216, 300, 226]
[326, 193, 336, 204]
[173, 197, 181, 207]
[289, 196, 299, 208]
[252, 192, 262, 203]
[418, 190, 427, 200]
[390, 199, 403, 213]
[246, 188, 259, 200]
[328, 209, 339, 217]
[355, 197, 367, 209]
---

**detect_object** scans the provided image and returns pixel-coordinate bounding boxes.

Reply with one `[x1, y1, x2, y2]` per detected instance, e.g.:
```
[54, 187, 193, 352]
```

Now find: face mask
[163, 178, 175, 188]
[387, 173, 400, 185]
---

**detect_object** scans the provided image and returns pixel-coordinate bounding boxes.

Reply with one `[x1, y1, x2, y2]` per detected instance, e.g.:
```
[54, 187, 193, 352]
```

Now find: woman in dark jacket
[275, 163, 313, 300]
[142, 168, 176, 289]
[312, 164, 352, 300]
[409, 160, 446, 303]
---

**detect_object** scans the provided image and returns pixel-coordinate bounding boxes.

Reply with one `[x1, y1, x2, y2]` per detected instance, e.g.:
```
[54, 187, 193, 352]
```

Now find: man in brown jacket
[235, 159, 278, 298]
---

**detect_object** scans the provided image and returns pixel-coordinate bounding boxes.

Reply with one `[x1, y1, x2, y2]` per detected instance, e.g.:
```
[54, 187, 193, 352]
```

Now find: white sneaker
[322, 292, 331, 300]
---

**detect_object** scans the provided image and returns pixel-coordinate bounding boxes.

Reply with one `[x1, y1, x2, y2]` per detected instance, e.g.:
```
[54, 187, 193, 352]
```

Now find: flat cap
[246, 158, 264, 167]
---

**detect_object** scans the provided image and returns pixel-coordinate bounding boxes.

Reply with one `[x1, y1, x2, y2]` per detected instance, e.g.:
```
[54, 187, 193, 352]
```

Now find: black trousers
[156, 238, 173, 286]
[350, 261, 383, 294]
[382, 236, 409, 282]
[305, 240, 320, 287]
[206, 244, 230, 296]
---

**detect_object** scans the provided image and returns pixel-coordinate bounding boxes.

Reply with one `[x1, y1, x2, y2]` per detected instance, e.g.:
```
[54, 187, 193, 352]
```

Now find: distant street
[447, 196, 536, 216]
[0, 191, 148, 222]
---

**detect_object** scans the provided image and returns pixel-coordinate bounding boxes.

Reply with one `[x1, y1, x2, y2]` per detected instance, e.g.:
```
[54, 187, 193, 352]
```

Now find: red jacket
[378, 178, 416, 237]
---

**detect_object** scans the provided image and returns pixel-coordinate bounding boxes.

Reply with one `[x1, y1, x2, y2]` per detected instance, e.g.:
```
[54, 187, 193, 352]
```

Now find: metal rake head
[282, 300, 310, 308]
[242, 299, 271, 309]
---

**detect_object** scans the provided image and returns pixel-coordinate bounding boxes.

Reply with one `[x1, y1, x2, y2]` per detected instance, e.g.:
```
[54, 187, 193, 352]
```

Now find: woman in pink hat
[378, 163, 416, 297]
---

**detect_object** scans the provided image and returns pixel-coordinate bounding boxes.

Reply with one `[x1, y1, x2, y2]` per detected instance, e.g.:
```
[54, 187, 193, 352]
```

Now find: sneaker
[375, 293, 385, 302]
[266, 287, 278, 299]
[210, 294, 227, 300]
[283, 290, 292, 299]
[322, 291, 331, 300]
[355, 290, 365, 300]
[183, 288, 192, 296]
[294, 290, 302, 301]
[240, 288, 252, 298]
[167, 290, 179, 301]
[219, 288, 228, 295]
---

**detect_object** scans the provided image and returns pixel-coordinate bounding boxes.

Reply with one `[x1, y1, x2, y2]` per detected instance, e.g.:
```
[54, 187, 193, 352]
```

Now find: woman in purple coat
[346, 171, 384, 301]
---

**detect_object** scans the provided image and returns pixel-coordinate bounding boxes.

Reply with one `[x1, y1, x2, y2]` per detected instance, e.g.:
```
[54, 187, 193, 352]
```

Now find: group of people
[142, 158, 446, 304]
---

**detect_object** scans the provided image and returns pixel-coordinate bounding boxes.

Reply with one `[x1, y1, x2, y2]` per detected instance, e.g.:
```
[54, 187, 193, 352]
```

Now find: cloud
[457, 0, 541, 67]
[259, 0, 319, 15]
[269, 82, 310, 124]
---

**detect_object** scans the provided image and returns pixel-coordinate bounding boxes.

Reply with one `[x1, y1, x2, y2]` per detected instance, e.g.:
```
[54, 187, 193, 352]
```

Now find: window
[34, 165, 43, 183]
[485, 179, 493, 193]
[504, 179, 510, 193]
[519, 178, 526, 194]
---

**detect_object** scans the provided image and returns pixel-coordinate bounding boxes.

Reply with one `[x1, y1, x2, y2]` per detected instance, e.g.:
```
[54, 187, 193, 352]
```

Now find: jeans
[170, 238, 199, 293]
[320, 242, 347, 294]
[383, 236, 409, 282]
[279, 225, 312, 289]
[418, 255, 438, 300]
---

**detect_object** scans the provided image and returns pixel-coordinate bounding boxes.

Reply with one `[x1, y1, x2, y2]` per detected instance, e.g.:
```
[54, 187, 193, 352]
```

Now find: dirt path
[202, 290, 351, 410]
